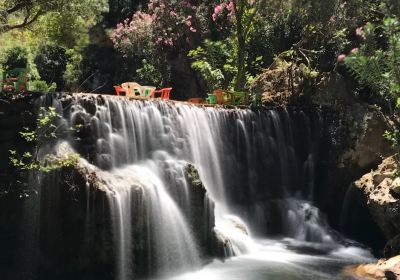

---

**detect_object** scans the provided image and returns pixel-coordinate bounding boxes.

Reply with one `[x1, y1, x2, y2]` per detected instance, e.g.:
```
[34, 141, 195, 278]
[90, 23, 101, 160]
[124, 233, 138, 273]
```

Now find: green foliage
[136, 58, 170, 88]
[29, 80, 57, 93]
[188, 39, 235, 91]
[0, 0, 108, 35]
[111, 11, 172, 88]
[344, 17, 400, 100]
[63, 49, 83, 91]
[9, 107, 79, 173]
[0, 0, 108, 91]
[1, 47, 28, 70]
[34, 44, 69, 91]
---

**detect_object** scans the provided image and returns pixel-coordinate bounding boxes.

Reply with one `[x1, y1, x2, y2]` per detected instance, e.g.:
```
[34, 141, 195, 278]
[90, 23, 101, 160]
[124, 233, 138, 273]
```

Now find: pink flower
[227, 1, 234, 16]
[214, 4, 223, 14]
[227, 1, 234, 12]
[351, 48, 359, 54]
[337, 54, 346, 62]
[356, 27, 364, 38]
[212, 4, 224, 21]
[190, 27, 197, 33]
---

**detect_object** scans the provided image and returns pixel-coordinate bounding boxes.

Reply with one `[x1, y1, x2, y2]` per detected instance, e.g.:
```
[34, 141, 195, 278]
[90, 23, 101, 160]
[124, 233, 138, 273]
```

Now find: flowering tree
[111, 11, 171, 87]
[112, 0, 211, 52]
[112, 12, 154, 56]
[111, 0, 214, 87]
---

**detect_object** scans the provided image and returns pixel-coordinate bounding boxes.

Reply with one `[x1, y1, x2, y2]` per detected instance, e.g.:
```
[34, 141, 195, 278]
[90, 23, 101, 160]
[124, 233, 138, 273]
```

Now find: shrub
[29, 80, 57, 93]
[188, 39, 235, 91]
[2, 47, 28, 70]
[344, 17, 400, 102]
[111, 11, 171, 87]
[63, 49, 83, 91]
[34, 45, 69, 91]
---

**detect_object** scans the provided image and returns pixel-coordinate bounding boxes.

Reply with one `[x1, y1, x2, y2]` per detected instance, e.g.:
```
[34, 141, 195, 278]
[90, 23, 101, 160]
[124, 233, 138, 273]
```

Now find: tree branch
[6, 0, 33, 14]
[2, 9, 42, 32]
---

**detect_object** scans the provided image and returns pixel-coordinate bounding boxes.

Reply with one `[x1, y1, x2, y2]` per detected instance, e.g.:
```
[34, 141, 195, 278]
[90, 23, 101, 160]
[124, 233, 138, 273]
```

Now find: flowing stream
[58, 94, 374, 279]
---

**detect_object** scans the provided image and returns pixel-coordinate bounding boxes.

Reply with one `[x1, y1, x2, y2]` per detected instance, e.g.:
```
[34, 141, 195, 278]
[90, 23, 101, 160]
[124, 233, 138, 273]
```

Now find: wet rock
[96, 153, 112, 170]
[0, 159, 116, 280]
[250, 60, 307, 106]
[184, 163, 218, 257]
[345, 255, 400, 280]
[316, 98, 391, 253]
[185, 163, 203, 187]
[81, 96, 97, 115]
[60, 93, 73, 109]
[384, 235, 400, 258]
[354, 157, 400, 240]
[391, 178, 400, 194]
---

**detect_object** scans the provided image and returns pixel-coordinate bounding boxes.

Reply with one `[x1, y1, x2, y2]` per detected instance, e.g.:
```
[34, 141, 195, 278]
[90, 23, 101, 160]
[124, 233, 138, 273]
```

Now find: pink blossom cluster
[337, 48, 359, 62]
[146, 0, 202, 47]
[212, 1, 234, 22]
[356, 27, 365, 38]
[111, 11, 154, 53]
[112, 0, 210, 52]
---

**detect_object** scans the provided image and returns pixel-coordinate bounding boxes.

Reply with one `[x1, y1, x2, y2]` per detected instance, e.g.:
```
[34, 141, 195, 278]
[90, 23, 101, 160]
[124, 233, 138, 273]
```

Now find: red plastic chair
[113, 86, 126, 96]
[151, 88, 172, 100]
[188, 98, 205, 104]
[161, 88, 172, 100]
[151, 90, 162, 98]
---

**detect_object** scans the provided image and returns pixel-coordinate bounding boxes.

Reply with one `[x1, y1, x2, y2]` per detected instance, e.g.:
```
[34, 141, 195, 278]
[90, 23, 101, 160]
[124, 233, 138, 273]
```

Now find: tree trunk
[235, 34, 246, 91]
[235, 5, 246, 92]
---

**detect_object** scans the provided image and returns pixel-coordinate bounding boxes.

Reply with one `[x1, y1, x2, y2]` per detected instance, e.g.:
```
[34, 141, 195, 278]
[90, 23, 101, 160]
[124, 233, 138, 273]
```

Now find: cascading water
[94, 159, 202, 279]
[30, 93, 375, 279]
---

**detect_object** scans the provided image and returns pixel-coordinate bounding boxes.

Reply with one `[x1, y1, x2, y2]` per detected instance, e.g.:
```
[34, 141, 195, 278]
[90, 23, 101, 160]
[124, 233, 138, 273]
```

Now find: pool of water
[161, 239, 374, 280]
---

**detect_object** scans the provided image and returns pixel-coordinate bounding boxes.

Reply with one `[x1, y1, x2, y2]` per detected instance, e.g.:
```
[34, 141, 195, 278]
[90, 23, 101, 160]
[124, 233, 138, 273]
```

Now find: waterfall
[55, 94, 349, 277]
[101, 161, 201, 279]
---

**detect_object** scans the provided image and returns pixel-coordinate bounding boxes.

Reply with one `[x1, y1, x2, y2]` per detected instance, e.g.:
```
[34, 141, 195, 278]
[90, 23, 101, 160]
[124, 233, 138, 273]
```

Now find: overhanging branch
[2, 9, 42, 32]
[6, 0, 33, 14]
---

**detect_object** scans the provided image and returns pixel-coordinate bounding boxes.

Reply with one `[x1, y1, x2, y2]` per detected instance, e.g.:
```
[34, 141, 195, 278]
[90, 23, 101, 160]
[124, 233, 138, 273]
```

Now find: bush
[111, 11, 171, 87]
[2, 47, 28, 70]
[188, 39, 236, 92]
[29, 80, 57, 93]
[63, 49, 83, 91]
[34, 45, 69, 91]
[344, 17, 400, 103]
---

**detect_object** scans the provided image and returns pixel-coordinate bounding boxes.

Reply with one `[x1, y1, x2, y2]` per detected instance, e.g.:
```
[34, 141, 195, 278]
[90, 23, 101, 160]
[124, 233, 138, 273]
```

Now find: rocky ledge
[0, 148, 217, 280]
[354, 156, 400, 258]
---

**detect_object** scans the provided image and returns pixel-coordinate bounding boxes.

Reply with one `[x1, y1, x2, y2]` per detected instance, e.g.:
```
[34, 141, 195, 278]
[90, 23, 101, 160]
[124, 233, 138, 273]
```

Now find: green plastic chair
[206, 94, 217, 104]
[3, 68, 29, 93]
[143, 87, 156, 98]
[232, 91, 247, 105]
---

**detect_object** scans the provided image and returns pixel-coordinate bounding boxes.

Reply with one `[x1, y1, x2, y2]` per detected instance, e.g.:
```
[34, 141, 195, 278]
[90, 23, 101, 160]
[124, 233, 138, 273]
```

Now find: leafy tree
[1, 46, 28, 70]
[212, 0, 269, 91]
[344, 17, 400, 102]
[0, 0, 108, 34]
[343, 16, 400, 159]
[34, 44, 69, 91]
[188, 39, 235, 92]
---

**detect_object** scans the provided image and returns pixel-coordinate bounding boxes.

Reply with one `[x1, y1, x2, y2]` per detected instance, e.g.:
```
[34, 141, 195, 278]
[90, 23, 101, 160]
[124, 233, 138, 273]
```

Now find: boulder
[345, 255, 400, 280]
[0, 144, 219, 279]
[250, 60, 310, 106]
[354, 157, 400, 241]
